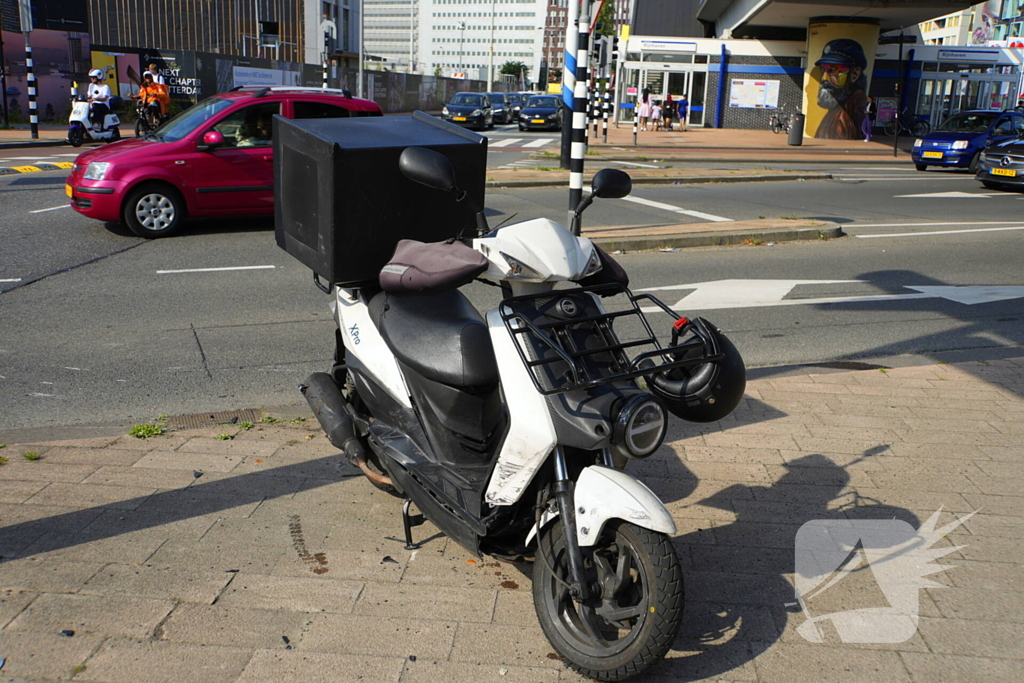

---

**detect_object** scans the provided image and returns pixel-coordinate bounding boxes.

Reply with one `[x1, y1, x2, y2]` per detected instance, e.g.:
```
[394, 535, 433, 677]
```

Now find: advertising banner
[729, 79, 780, 109]
[802, 19, 880, 140]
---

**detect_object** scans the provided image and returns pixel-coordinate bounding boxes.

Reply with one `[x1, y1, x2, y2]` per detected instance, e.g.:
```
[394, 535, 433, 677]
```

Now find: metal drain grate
[165, 408, 263, 430]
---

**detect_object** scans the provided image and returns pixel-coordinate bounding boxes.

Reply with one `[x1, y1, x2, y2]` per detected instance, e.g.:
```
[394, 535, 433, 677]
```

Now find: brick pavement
[0, 357, 1021, 682]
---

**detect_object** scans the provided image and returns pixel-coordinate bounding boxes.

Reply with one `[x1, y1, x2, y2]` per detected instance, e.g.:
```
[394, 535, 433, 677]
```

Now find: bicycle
[132, 97, 164, 138]
[884, 110, 930, 137]
[769, 110, 791, 134]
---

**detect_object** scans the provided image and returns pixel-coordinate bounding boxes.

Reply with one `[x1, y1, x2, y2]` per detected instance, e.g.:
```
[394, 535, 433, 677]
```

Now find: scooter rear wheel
[532, 520, 684, 680]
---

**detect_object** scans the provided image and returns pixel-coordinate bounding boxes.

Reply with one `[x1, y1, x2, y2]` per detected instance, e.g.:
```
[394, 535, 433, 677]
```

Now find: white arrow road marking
[894, 191, 1000, 198]
[156, 265, 276, 274]
[856, 226, 1024, 238]
[621, 195, 733, 222]
[637, 279, 1024, 312]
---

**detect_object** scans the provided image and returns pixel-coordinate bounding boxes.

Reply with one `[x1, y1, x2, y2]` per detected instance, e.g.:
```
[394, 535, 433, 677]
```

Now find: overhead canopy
[699, 0, 979, 36]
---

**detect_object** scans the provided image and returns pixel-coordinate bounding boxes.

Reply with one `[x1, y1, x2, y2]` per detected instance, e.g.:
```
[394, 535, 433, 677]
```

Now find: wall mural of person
[814, 38, 869, 140]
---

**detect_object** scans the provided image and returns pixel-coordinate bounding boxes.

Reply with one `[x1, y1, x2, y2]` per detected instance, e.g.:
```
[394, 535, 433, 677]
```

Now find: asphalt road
[1, 153, 1023, 438]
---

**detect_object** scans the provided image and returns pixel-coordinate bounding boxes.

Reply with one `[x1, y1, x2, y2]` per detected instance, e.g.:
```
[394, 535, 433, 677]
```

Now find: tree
[595, 0, 615, 37]
[500, 61, 530, 79]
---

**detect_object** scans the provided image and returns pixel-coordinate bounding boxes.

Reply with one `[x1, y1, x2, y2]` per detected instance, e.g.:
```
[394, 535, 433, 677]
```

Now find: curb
[0, 139, 68, 150]
[590, 224, 845, 252]
[486, 172, 832, 189]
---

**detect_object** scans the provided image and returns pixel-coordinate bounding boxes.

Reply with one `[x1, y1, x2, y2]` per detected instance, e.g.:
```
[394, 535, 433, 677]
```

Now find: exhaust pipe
[299, 373, 393, 487]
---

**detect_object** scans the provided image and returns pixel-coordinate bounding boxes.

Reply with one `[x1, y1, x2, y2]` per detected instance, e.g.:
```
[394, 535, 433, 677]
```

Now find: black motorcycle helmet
[648, 322, 746, 423]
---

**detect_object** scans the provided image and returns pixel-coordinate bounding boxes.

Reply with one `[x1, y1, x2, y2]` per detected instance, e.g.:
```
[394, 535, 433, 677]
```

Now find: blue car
[912, 110, 1024, 172]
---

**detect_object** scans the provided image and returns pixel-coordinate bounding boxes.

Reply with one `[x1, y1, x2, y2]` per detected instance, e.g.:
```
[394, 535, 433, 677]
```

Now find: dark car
[518, 95, 563, 132]
[504, 92, 524, 121]
[912, 110, 1024, 172]
[442, 92, 493, 130]
[975, 135, 1024, 190]
[484, 92, 510, 124]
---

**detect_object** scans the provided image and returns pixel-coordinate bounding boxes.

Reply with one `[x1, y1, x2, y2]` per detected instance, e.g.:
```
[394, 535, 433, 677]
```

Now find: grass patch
[239, 421, 254, 430]
[539, 151, 558, 158]
[72, 665, 87, 675]
[290, 417, 306, 424]
[0, 443, 6, 450]
[23, 451, 42, 461]
[0, 456, 8, 466]
[262, 416, 283, 424]
[215, 433, 234, 441]
[635, 156, 648, 161]
[535, 166, 558, 172]
[129, 421, 168, 439]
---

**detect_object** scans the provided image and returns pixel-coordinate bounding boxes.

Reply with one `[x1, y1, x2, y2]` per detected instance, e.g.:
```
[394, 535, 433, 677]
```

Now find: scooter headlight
[612, 394, 667, 458]
[500, 252, 543, 280]
[83, 162, 111, 180]
[582, 247, 603, 278]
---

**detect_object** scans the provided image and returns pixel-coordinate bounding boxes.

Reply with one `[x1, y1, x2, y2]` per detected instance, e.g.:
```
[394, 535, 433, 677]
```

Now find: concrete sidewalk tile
[908, 407, 1002, 422]
[873, 456, 986, 477]
[713, 421, 815, 437]
[135, 488, 265, 519]
[679, 601, 782, 643]
[778, 450, 885, 470]
[900, 417, 1001, 434]
[764, 464, 873, 488]
[132, 449, 245, 473]
[0, 556, 103, 592]
[678, 445, 787, 464]
[81, 464, 202, 489]
[271, 548, 407, 582]
[449, 622, 562, 668]
[708, 521, 804, 550]
[700, 434, 802, 451]
[146, 518, 290, 573]
[216, 573, 362, 613]
[791, 437, 896, 456]
[401, 546, 525, 590]
[0, 480, 47, 504]
[179, 469, 307, 499]
[0, 630, 104, 680]
[674, 461, 773, 483]
[683, 544, 793, 576]
[236, 649, 405, 683]
[803, 425, 907, 442]
[0, 589, 37, 629]
[884, 442, 989, 460]
[762, 381, 852, 396]
[0, 503, 105, 557]
[0, 461, 99, 483]
[928, 586, 1024, 622]
[7, 592, 173, 638]
[399, 660, 560, 683]
[177, 437, 281, 457]
[842, 487, 975, 514]
[977, 444, 1024, 461]
[301, 613, 456, 658]
[22, 481, 155, 510]
[685, 571, 797, 607]
[847, 384, 928, 397]
[232, 454, 357, 481]
[751, 642, 912, 683]
[492, 589, 538, 626]
[34, 446, 147, 467]
[726, 499, 848, 525]
[948, 533, 1019, 563]
[916, 615, 1024, 658]
[865, 471, 982, 495]
[963, 513, 1024, 537]
[899, 652, 1023, 683]
[17, 530, 165, 564]
[80, 562, 235, 604]
[82, 639, 255, 683]
[751, 482, 854, 505]
[959, 492, 1024, 517]
[79, 507, 221, 542]
[354, 583, 498, 623]
[648, 641, 762, 682]
[945, 559, 1023, 592]
[158, 603, 309, 648]
[111, 434, 189, 451]
[981, 432, 1024, 448]
[814, 414, 912, 430]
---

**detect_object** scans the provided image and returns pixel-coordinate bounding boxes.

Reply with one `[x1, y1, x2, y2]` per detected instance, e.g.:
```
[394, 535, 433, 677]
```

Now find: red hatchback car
[66, 87, 382, 238]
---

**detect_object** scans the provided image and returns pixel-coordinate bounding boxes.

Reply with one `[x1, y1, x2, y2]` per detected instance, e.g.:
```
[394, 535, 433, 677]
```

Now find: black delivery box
[274, 111, 487, 287]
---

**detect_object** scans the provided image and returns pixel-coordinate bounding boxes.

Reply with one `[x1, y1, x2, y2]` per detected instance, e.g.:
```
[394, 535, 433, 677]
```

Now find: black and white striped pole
[322, 53, 329, 89]
[568, 0, 591, 235]
[19, 0, 38, 139]
[602, 88, 609, 143]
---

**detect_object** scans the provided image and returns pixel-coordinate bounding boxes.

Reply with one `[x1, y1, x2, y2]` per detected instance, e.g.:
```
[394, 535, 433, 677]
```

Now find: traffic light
[612, 36, 619, 63]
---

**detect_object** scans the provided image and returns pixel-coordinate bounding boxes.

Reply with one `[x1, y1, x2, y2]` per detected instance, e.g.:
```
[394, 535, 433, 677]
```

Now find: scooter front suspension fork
[553, 446, 592, 601]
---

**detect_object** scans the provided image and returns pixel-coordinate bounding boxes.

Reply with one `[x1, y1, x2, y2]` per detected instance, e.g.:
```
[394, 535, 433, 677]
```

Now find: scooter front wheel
[532, 520, 684, 681]
[68, 126, 84, 147]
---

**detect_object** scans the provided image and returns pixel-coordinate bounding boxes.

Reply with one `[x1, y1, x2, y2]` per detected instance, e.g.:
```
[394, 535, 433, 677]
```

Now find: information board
[728, 79, 780, 109]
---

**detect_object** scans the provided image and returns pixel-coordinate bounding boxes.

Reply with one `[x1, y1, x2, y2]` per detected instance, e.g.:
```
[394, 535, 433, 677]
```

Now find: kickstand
[402, 499, 425, 550]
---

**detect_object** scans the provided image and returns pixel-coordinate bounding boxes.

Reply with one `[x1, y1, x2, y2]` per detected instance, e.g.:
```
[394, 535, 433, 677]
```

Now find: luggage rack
[499, 284, 725, 395]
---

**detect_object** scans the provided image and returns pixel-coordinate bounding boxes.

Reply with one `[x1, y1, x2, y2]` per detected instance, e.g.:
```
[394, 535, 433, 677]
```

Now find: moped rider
[134, 72, 169, 123]
[86, 69, 111, 132]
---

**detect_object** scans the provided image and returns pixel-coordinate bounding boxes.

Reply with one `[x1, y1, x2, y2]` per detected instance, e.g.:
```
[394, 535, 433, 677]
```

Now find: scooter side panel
[336, 289, 411, 408]
[525, 465, 676, 547]
[483, 308, 557, 506]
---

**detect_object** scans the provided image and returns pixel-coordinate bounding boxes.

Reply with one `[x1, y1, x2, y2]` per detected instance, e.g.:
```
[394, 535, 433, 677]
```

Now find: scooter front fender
[526, 465, 676, 547]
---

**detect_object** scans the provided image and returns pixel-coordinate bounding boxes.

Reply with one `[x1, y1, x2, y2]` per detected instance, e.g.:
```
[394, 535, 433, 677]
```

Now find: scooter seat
[369, 290, 498, 389]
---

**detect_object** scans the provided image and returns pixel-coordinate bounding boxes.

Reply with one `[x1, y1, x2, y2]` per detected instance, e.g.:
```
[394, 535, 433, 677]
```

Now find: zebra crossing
[489, 137, 556, 148]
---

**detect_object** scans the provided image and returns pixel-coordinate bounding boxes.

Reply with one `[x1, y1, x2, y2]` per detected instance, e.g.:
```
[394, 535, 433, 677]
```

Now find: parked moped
[295, 147, 746, 680]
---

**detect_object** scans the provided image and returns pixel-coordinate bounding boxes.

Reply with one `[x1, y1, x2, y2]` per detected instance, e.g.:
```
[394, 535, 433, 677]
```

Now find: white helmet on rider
[88, 69, 104, 79]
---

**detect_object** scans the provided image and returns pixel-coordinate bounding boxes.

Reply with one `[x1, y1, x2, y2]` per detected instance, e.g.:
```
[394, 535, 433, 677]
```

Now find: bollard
[633, 114, 637, 145]
[787, 113, 805, 146]
[602, 89, 609, 143]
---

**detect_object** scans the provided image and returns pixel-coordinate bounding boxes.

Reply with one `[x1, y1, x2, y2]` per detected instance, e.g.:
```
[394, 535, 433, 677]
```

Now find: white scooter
[67, 94, 122, 147]
[295, 148, 747, 680]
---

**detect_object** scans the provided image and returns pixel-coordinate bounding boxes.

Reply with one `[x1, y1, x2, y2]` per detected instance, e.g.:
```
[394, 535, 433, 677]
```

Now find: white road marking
[894, 191, 996, 198]
[29, 204, 72, 214]
[3, 156, 48, 160]
[613, 160, 661, 168]
[621, 194, 733, 222]
[850, 220, 1024, 228]
[855, 226, 1024, 238]
[56, 154, 81, 157]
[490, 138, 523, 148]
[836, 167, 919, 171]
[156, 265, 277, 274]
[637, 279, 1024, 312]
[522, 138, 554, 148]
[1, 278, 24, 283]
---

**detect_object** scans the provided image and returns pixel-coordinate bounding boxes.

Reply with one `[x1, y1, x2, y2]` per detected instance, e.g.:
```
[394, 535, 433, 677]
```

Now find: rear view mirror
[399, 147, 457, 193]
[591, 168, 633, 199]
[199, 130, 225, 150]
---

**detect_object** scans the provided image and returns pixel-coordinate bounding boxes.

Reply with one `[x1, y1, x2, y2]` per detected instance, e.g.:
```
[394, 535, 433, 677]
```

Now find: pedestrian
[863, 95, 877, 142]
[638, 87, 652, 131]
[663, 94, 675, 131]
[677, 94, 689, 132]
[144, 63, 165, 85]
[651, 100, 662, 131]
